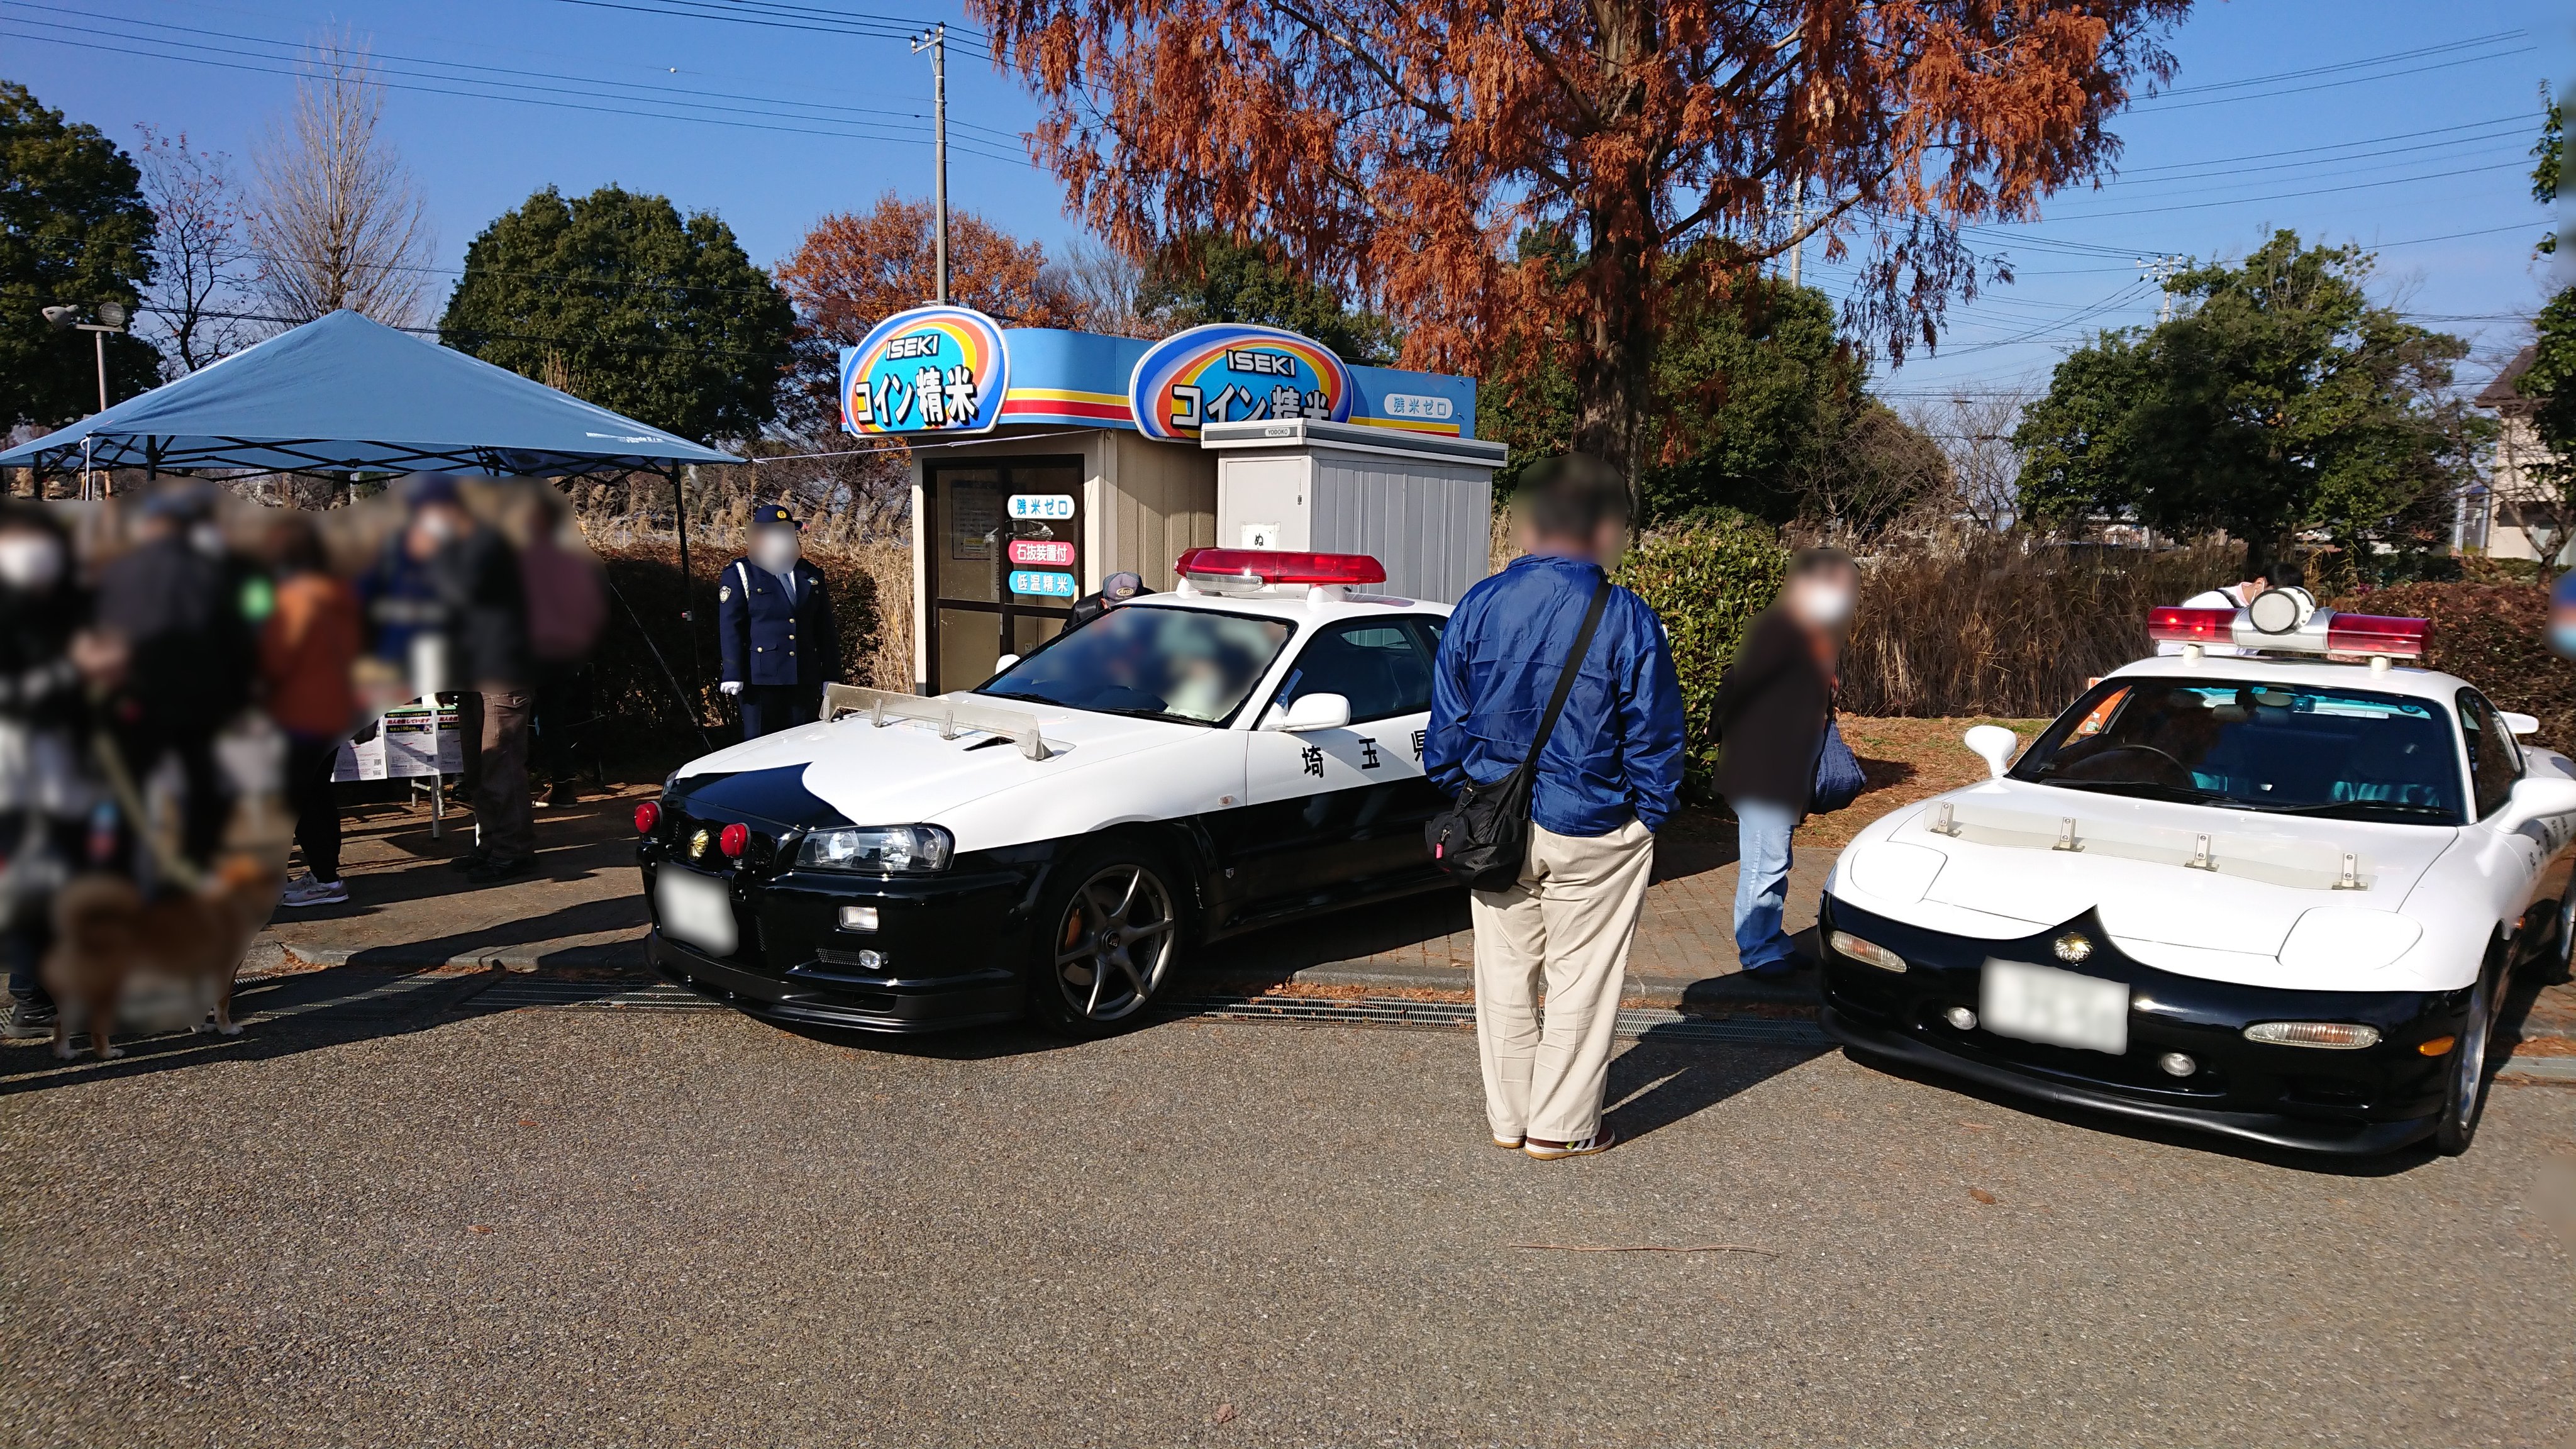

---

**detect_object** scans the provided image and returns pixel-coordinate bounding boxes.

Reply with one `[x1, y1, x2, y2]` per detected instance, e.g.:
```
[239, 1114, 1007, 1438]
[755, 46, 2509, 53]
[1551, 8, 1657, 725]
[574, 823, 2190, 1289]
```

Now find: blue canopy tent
[0, 309, 741, 733]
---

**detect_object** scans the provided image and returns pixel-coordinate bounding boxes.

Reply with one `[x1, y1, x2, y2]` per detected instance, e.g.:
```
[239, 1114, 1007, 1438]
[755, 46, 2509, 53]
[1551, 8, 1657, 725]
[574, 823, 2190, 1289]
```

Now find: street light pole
[913, 23, 950, 303]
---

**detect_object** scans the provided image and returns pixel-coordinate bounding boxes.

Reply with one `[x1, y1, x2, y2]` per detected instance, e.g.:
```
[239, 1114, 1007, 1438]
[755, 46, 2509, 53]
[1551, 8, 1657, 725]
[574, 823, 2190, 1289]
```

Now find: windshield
[977, 604, 1294, 725]
[2009, 677, 2465, 825]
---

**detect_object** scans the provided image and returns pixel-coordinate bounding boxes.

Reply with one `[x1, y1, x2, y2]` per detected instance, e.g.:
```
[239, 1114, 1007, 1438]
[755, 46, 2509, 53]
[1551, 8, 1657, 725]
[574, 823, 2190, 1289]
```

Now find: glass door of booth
[925, 458, 1084, 694]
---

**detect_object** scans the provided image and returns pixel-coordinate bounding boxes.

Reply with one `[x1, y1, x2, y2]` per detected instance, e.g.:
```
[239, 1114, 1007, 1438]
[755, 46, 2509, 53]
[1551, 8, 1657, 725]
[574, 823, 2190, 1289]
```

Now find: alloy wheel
[1052, 863, 1177, 1022]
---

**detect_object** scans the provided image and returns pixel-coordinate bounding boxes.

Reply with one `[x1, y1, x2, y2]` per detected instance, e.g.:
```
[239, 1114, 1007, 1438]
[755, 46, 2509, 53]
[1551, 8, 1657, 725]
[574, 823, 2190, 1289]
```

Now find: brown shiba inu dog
[42, 857, 281, 1060]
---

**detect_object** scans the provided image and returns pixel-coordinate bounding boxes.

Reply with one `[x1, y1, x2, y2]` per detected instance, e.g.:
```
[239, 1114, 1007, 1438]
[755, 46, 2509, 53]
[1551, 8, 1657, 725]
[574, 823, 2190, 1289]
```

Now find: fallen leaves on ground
[1967, 1188, 1999, 1205]
[1211, 1404, 1237, 1425]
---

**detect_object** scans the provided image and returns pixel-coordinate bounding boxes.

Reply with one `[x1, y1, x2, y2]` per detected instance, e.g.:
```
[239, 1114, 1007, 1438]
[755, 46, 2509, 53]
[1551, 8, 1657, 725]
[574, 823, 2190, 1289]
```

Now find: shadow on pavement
[0, 965, 503, 1097]
[1606, 1033, 1831, 1144]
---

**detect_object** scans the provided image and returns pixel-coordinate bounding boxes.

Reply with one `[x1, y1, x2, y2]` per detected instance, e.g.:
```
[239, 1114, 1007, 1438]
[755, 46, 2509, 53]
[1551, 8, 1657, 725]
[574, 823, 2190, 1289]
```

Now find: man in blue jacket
[718, 504, 840, 740]
[1426, 454, 1685, 1160]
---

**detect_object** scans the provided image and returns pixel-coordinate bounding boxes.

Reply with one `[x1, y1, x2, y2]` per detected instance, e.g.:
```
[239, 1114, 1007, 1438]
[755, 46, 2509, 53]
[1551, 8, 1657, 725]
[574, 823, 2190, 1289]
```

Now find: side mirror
[2501, 711, 2540, 737]
[1963, 724, 2019, 779]
[992, 653, 1021, 674]
[2502, 774, 2576, 830]
[1279, 692, 1352, 733]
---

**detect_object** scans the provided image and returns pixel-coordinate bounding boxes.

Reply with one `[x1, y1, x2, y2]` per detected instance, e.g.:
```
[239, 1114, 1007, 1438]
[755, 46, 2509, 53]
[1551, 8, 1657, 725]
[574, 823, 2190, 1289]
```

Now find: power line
[2036, 159, 2531, 223]
[0, 8, 1036, 165]
[549, 0, 998, 59]
[2133, 30, 2534, 111]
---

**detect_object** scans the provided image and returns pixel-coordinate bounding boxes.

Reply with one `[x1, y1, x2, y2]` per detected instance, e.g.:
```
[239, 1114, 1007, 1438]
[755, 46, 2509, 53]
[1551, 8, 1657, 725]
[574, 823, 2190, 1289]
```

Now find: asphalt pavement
[3, 978, 2570, 1447]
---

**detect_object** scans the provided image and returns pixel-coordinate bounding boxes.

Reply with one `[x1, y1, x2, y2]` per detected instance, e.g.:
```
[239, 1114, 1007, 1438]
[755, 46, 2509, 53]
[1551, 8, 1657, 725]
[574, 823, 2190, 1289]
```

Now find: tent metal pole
[671, 464, 702, 722]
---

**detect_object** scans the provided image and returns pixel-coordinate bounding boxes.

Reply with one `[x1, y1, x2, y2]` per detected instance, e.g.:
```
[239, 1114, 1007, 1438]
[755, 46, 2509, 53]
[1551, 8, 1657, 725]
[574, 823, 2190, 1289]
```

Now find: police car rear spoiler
[821, 684, 1055, 761]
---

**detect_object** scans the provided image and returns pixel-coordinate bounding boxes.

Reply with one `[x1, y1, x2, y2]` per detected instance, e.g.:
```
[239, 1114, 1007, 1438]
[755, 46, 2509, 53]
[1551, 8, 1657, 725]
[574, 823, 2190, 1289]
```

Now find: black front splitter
[646, 931, 1022, 1035]
[1819, 1004, 2436, 1157]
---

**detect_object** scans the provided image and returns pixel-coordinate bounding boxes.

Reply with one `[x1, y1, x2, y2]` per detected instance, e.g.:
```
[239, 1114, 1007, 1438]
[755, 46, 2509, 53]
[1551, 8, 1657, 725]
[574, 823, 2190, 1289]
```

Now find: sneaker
[447, 852, 491, 874]
[465, 855, 535, 884]
[1492, 1132, 1525, 1150]
[279, 874, 349, 908]
[1524, 1125, 1618, 1160]
[4, 1000, 57, 1039]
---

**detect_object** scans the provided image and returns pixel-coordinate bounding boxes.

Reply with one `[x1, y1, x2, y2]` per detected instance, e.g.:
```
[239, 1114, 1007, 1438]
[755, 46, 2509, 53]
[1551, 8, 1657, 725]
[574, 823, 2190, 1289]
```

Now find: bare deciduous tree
[1906, 390, 2032, 530]
[1043, 236, 1156, 339]
[133, 125, 253, 374]
[247, 35, 434, 326]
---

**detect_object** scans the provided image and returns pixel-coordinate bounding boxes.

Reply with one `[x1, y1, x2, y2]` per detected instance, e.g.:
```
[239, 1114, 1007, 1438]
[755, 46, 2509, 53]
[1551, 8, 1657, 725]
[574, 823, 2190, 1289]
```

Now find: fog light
[2417, 1035, 2456, 1057]
[2157, 1052, 2197, 1077]
[852, 948, 884, 970]
[837, 905, 879, 933]
[1944, 1006, 1977, 1031]
[2243, 1021, 2382, 1050]
[1828, 929, 1906, 973]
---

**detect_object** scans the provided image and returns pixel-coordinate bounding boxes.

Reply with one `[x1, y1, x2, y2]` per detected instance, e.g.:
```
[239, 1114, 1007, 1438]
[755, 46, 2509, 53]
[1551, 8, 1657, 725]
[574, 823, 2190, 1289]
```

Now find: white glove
[719, 680, 742, 697]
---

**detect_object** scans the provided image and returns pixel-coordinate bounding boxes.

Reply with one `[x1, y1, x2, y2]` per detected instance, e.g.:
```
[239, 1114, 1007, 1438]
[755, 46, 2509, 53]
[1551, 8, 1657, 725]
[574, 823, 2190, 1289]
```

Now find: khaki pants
[1471, 818, 1656, 1144]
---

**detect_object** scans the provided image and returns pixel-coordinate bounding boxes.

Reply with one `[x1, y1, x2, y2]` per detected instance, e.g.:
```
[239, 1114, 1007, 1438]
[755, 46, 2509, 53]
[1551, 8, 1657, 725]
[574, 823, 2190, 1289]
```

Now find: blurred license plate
[656, 868, 737, 957]
[1981, 959, 2128, 1054]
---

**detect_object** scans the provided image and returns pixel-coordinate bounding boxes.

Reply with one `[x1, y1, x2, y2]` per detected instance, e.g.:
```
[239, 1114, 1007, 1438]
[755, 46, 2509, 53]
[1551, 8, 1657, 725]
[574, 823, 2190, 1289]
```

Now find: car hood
[1855, 779, 2458, 957]
[671, 697, 1196, 831]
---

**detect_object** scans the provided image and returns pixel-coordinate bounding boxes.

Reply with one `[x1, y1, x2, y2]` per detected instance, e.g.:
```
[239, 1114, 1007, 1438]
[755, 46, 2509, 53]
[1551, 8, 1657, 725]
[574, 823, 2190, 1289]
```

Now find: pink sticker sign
[1007, 538, 1076, 567]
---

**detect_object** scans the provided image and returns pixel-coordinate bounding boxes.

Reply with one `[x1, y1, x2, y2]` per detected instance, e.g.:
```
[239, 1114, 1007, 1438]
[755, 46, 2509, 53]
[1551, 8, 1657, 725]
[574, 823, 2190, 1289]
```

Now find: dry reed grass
[1841, 534, 2242, 718]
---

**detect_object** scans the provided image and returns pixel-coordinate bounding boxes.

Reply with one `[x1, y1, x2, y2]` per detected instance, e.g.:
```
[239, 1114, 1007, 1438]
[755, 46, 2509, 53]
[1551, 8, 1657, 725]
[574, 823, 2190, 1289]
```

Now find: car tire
[2434, 947, 2501, 1157]
[1028, 841, 1189, 1038]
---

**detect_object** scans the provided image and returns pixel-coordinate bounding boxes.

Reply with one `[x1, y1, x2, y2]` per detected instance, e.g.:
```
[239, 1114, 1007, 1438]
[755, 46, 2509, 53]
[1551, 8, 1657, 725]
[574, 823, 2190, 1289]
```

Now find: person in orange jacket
[260, 513, 362, 908]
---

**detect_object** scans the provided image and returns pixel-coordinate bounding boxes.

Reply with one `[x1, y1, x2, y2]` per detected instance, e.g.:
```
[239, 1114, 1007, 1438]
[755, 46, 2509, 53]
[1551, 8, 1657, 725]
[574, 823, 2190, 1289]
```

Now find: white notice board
[334, 703, 465, 782]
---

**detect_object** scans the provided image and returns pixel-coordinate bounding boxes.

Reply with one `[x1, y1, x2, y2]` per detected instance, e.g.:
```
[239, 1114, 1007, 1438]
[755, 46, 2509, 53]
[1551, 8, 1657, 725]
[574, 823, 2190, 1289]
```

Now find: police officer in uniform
[718, 504, 840, 740]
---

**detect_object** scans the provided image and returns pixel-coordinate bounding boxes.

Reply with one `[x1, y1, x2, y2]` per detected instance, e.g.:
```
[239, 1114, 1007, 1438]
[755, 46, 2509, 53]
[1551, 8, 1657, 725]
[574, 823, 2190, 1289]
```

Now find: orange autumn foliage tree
[776, 191, 1077, 430]
[973, 0, 2188, 473]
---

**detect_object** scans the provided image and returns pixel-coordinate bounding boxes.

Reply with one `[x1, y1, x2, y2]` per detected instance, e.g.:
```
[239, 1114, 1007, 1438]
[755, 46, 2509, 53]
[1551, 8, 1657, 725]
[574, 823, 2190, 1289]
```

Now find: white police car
[1821, 594, 2576, 1155]
[636, 550, 1455, 1036]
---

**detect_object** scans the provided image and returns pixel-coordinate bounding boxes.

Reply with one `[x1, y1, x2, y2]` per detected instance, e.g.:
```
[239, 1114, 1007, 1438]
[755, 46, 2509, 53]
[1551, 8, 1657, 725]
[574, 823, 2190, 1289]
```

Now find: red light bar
[1174, 547, 1387, 586]
[2324, 613, 2428, 658]
[2148, 606, 2235, 646]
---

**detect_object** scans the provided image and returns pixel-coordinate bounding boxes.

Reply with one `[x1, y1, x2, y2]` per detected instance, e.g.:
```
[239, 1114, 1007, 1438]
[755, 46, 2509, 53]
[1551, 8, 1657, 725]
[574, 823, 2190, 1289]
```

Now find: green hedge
[1615, 522, 1789, 799]
[2331, 582, 2574, 752]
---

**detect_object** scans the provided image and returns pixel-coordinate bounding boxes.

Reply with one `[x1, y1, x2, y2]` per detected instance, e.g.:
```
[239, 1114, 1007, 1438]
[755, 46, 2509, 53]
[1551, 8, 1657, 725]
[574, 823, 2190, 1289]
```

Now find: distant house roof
[2475, 343, 2539, 411]
[0, 309, 740, 480]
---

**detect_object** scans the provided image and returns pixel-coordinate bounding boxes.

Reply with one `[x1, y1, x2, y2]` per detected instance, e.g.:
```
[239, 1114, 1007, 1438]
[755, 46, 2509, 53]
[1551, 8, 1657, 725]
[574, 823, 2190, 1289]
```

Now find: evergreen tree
[0, 80, 159, 429]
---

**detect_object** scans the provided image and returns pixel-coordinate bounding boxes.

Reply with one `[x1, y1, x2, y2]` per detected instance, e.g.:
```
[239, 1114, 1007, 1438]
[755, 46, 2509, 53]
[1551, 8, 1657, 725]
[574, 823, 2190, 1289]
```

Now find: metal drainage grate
[466, 979, 1831, 1048]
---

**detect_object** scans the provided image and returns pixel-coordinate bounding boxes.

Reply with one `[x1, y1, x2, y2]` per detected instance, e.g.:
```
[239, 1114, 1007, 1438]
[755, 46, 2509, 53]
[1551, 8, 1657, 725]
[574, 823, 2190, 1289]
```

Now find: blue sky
[5, 0, 2570, 404]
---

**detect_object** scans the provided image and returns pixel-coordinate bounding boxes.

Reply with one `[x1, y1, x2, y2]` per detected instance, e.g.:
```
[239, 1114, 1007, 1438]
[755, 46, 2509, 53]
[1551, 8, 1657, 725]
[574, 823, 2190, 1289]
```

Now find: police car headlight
[797, 825, 954, 874]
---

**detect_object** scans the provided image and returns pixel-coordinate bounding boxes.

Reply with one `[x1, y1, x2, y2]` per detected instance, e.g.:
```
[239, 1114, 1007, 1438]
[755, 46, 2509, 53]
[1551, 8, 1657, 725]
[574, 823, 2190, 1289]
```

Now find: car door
[1216, 615, 1444, 921]
[2460, 688, 2552, 920]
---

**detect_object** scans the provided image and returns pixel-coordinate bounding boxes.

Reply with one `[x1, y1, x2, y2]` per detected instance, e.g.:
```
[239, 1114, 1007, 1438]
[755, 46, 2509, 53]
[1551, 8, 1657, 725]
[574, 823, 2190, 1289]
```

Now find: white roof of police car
[2101, 652, 2479, 708]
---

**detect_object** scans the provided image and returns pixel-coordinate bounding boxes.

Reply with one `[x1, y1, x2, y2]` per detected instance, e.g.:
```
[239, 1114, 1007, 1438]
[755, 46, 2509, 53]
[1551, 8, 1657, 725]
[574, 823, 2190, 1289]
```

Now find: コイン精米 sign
[840, 305, 1009, 435]
[1128, 324, 1351, 441]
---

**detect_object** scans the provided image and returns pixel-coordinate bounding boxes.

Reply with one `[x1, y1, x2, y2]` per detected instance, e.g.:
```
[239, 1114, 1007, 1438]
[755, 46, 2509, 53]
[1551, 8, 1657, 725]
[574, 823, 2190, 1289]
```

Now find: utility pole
[914, 23, 951, 303]
[2136, 254, 2187, 323]
[1789, 174, 1805, 289]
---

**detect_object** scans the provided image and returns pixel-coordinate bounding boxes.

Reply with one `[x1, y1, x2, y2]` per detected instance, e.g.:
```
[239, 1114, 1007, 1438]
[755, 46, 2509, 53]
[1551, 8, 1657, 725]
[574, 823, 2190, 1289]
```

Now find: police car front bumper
[638, 849, 1041, 1035]
[1818, 896, 2470, 1156]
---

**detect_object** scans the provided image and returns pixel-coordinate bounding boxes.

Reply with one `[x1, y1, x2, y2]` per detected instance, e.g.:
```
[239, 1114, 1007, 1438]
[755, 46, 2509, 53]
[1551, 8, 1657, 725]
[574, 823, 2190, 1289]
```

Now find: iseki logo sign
[1128, 324, 1352, 441]
[841, 305, 1011, 436]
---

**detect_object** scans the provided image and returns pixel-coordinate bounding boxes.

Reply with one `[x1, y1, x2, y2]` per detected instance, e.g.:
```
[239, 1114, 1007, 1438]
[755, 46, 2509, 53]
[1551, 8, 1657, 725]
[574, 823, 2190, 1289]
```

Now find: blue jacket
[1426, 553, 1686, 836]
[717, 557, 839, 687]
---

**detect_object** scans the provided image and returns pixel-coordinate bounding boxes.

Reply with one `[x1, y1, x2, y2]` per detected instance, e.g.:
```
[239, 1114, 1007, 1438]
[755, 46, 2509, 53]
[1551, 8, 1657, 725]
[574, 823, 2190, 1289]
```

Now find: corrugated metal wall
[1310, 454, 1494, 602]
[1098, 431, 1216, 591]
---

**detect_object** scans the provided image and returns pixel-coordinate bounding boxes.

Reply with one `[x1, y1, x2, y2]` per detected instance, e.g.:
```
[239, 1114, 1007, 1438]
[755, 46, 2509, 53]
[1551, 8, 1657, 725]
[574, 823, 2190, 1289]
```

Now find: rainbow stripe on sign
[840, 305, 1010, 435]
[1128, 324, 1352, 441]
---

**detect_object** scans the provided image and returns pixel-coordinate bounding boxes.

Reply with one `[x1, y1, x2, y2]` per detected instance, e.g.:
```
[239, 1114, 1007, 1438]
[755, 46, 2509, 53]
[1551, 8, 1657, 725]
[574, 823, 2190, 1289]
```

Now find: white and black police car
[1821, 592, 2576, 1155]
[637, 550, 1454, 1036]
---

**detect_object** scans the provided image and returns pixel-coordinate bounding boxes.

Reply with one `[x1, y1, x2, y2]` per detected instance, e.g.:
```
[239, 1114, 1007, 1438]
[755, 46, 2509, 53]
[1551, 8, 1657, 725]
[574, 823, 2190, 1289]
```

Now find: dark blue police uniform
[718, 525, 840, 740]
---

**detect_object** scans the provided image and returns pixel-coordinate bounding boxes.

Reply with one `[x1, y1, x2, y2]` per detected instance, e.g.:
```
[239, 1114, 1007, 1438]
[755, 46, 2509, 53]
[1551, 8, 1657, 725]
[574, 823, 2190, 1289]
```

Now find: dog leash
[89, 731, 207, 893]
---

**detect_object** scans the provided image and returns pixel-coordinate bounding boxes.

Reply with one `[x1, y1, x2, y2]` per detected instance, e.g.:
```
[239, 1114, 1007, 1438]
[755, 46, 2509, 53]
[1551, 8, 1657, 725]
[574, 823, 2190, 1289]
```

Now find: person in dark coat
[0, 504, 97, 1039]
[1055, 571, 1145, 637]
[718, 504, 838, 740]
[94, 484, 257, 872]
[1712, 547, 1858, 979]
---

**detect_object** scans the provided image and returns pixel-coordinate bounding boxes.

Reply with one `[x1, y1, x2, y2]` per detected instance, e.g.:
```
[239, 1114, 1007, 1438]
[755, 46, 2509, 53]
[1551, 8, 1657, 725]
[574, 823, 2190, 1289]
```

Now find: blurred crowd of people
[1, 473, 608, 1040]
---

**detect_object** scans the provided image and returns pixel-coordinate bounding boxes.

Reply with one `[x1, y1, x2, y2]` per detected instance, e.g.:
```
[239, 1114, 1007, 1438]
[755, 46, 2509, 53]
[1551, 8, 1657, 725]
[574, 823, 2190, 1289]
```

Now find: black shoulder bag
[1423, 578, 1613, 891]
